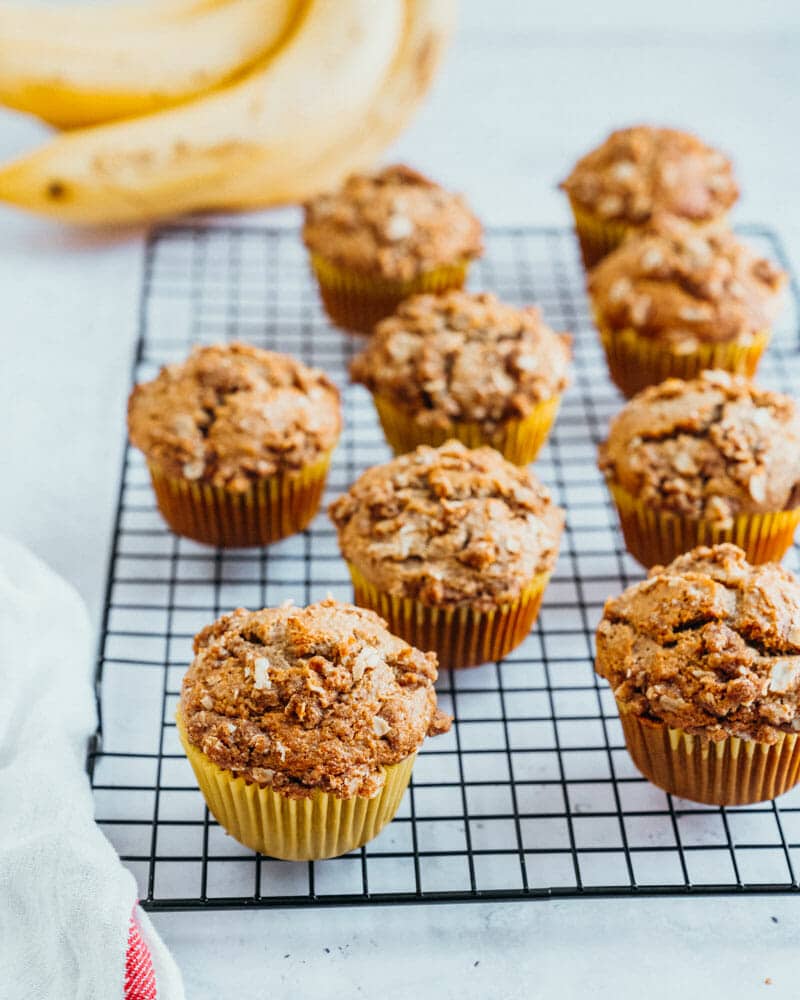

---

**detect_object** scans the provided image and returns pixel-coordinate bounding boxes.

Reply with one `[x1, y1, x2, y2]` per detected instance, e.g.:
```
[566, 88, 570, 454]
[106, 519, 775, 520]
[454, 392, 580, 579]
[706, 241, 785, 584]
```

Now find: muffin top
[561, 125, 738, 225]
[349, 291, 572, 430]
[329, 440, 564, 608]
[127, 342, 341, 489]
[302, 164, 483, 282]
[180, 598, 451, 799]
[599, 372, 800, 525]
[588, 219, 786, 347]
[596, 544, 800, 743]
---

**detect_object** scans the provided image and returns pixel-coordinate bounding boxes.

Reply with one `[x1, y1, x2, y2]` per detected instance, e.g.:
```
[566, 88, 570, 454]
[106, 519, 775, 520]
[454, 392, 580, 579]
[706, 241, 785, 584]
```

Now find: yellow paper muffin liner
[596, 321, 770, 399]
[346, 562, 551, 669]
[309, 252, 469, 334]
[177, 712, 416, 861]
[371, 393, 562, 466]
[617, 707, 800, 805]
[147, 452, 332, 548]
[567, 198, 632, 269]
[567, 197, 728, 271]
[607, 480, 800, 568]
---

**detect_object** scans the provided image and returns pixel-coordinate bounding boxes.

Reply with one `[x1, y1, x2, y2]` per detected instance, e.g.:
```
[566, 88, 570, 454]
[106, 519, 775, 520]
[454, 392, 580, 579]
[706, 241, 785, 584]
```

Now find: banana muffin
[588, 218, 786, 396]
[178, 598, 451, 859]
[349, 290, 572, 464]
[302, 164, 483, 332]
[596, 543, 800, 804]
[561, 125, 738, 267]
[329, 440, 564, 667]
[127, 342, 341, 546]
[599, 371, 800, 567]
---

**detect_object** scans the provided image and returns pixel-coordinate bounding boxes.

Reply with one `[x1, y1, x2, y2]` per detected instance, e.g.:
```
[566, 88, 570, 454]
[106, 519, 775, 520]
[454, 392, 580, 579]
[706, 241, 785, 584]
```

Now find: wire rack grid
[89, 223, 800, 911]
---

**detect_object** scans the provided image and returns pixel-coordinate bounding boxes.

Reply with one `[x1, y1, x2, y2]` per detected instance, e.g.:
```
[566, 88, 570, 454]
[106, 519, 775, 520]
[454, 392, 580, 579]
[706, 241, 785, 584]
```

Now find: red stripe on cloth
[125, 906, 157, 1000]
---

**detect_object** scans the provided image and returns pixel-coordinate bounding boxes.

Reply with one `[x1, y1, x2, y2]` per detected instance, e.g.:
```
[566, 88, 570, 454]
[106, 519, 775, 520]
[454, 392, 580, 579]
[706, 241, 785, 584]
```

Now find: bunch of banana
[0, 0, 456, 224]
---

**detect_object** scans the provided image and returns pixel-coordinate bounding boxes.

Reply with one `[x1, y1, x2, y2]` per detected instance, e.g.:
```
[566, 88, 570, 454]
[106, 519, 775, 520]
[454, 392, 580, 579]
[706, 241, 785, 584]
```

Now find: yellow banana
[236, 0, 457, 205]
[0, 0, 454, 226]
[169, 0, 457, 209]
[0, 0, 219, 35]
[0, 0, 300, 129]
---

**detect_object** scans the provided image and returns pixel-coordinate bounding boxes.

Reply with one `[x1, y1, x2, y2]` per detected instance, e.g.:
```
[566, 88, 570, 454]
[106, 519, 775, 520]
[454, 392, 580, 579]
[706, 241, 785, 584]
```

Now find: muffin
[599, 371, 800, 567]
[596, 544, 800, 805]
[177, 598, 451, 860]
[349, 291, 571, 465]
[127, 342, 341, 547]
[302, 164, 483, 333]
[329, 440, 564, 668]
[560, 125, 738, 267]
[588, 218, 786, 397]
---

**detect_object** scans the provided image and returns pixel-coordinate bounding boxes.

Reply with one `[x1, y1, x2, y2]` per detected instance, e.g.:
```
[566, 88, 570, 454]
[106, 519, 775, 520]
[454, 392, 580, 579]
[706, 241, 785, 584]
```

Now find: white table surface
[2, 4, 799, 997]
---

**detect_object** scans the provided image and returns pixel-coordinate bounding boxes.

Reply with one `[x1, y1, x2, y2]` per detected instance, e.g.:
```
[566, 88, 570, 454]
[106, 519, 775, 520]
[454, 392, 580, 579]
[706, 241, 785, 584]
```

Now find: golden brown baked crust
[302, 164, 483, 282]
[329, 440, 564, 609]
[127, 342, 342, 489]
[561, 126, 738, 224]
[180, 599, 451, 799]
[588, 219, 786, 347]
[596, 544, 800, 743]
[349, 291, 572, 430]
[599, 372, 800, 525]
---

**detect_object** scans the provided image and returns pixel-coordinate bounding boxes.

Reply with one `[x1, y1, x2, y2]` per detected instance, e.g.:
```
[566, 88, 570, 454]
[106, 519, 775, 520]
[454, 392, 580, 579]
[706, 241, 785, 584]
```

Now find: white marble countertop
[2, 3, 799, 996]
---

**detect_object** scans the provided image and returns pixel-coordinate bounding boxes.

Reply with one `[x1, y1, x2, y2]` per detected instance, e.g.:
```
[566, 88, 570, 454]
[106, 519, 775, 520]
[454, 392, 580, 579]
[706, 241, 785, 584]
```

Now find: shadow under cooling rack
[90, 224, 800, 910]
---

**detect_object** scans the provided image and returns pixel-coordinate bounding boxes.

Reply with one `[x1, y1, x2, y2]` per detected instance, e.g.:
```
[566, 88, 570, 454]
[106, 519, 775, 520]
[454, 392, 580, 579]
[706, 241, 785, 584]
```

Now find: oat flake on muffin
[561, 125, 738, 226]
[350, 290, 571, 430]
[181, 598, 451, 800]
[589, 218, 785, 351]
[329, 440, 564, 610]
[599, 372, 800, 527]
[127, 342, 341, 490]
[302, 164, 483, 283]
[596, 544, 800, 743]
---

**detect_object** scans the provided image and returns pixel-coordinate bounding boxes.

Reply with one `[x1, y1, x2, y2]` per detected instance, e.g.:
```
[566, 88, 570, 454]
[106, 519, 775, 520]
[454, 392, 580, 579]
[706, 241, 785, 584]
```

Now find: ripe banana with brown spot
[0, 0, 300, 129]
[0, 0, 455, 225]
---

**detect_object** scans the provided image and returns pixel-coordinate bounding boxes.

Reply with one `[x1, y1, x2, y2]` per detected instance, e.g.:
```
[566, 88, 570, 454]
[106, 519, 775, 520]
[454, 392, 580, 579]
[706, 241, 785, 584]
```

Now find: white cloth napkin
[0, 537, 184, 1000]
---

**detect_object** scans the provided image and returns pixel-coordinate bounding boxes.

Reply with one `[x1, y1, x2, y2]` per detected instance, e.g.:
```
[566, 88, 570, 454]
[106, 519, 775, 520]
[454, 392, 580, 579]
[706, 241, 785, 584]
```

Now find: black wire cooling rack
[89, 223, 800, 911]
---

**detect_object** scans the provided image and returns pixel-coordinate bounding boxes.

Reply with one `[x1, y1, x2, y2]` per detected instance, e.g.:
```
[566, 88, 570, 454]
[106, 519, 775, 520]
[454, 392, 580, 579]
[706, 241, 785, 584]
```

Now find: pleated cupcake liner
[567, 197, 728, 272]
[147, 452, 332, 548]
[346, 562, 550, 669]
[309, 251, 469, 333]
[177, 712, 416, 861]
[607, 480, 800, 568]
[596, 322, 770, 399]
[618, 708, 800, 805]
[371, 393, 562, 466]
[567, 198, 632, 269]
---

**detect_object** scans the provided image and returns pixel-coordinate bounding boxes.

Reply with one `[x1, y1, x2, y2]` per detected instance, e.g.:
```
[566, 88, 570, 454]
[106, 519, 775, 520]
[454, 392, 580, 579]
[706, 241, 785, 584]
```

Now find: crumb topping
[127, 343, 342, 488]
[596, 544, 800, 742]
[349, 291, 572, 429]
[589, 219, 786, 347]
[329, 441, 564, 608]
[599, 372, 800, 525]
[180, 599, 451, 798]
[302, 165, 483, 282]
[561, 126, 738, 224]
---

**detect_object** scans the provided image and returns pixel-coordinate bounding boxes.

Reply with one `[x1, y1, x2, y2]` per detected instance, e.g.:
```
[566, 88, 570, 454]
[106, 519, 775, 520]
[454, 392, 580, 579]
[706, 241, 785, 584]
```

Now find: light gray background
[1, 2, 799, 997]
